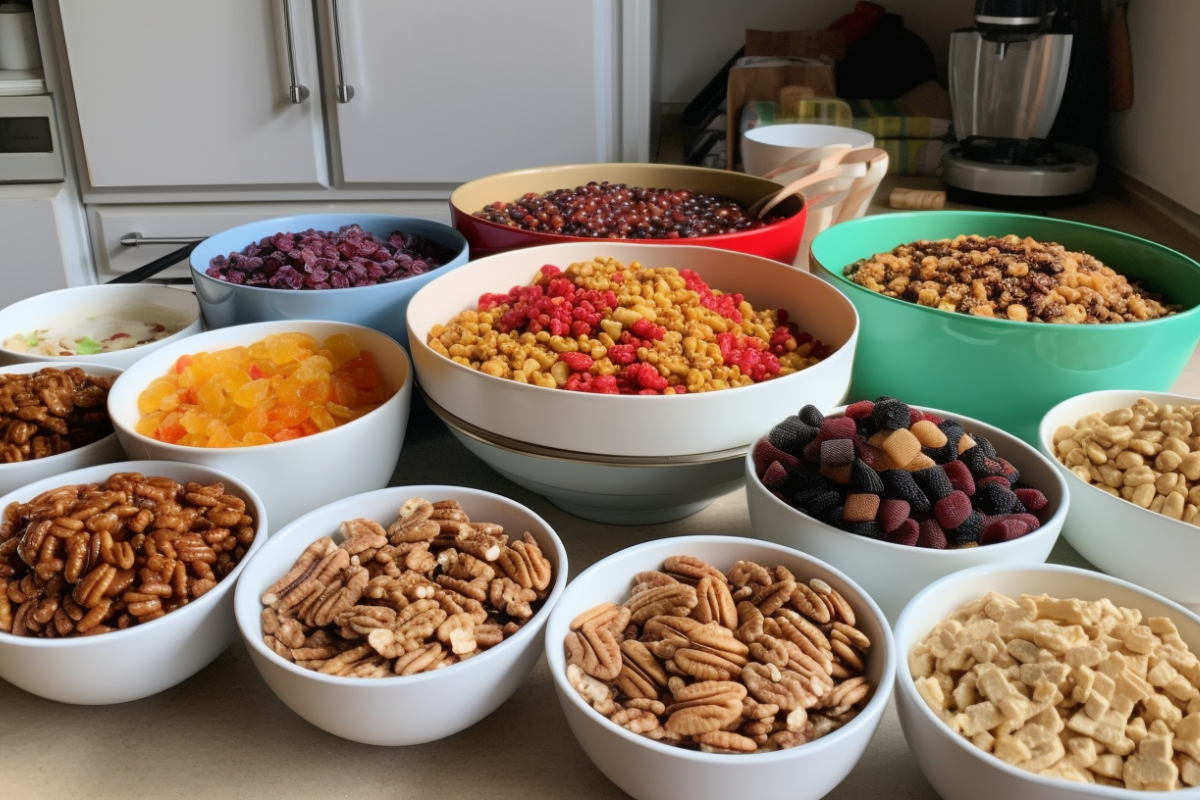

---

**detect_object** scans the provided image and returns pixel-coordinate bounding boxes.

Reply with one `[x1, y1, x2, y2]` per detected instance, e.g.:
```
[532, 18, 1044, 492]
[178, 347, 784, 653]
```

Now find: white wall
[1106, 0, 1200, 216]
[656, 0, 972, 105]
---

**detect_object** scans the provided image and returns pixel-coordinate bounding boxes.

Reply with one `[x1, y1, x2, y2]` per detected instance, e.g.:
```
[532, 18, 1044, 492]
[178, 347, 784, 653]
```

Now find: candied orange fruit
[135, 332, 393, 448]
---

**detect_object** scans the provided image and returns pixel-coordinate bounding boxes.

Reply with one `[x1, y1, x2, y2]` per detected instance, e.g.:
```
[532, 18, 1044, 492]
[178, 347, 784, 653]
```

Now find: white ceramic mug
[741, 123, 875, 179]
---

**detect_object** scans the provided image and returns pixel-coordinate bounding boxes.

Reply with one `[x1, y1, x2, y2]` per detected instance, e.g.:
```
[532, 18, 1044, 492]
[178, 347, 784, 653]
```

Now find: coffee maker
[942, 0, 1098, 200]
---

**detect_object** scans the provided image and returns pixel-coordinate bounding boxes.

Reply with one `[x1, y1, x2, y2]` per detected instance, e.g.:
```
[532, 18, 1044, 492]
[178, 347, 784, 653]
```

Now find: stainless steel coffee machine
[942, 0, 1098, 199]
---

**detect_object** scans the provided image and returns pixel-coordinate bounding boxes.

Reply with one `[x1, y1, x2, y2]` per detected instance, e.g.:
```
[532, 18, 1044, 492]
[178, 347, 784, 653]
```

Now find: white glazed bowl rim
[236, 483, 569, 688]
[747, 403, 1071, 558]
[422, 388, 747, 467]
[546, 534, 897, 764]
[0, 284, 201, 358]
[893, 561, 1200, 799]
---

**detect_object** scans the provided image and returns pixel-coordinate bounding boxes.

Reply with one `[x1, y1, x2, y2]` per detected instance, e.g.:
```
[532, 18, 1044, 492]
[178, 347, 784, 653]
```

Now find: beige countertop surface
[5, 177, 1200, 799]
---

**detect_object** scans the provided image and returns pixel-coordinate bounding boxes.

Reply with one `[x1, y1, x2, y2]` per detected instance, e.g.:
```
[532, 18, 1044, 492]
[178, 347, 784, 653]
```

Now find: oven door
[0, 94, 65, 183]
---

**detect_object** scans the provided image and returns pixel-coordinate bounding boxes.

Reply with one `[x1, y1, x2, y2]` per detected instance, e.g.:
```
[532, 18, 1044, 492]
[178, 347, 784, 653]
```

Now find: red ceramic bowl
[449, 163, 807, 263]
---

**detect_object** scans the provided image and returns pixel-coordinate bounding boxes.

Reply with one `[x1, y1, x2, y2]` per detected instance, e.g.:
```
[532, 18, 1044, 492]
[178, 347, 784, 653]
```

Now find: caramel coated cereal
[910, 591, 1200, 789]
[564, 556, 875, 753]
[844, 234, 1179, 323]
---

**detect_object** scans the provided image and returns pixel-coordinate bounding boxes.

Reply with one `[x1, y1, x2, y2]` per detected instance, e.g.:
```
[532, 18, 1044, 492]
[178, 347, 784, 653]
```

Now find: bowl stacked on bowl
[0, 459, 267, 704]
[189, 213, 470, 351]
[234, 484, 568, 745]
[809, 211, 1200, 444]
[106, 319, 413, 529]
[894, 563, 1200, 799]
[0, 283, 202, 370]
[747, 397, 1069, 624]
[544, 535, 896, 800]
[406, 242, 859, 524]
[1039, 389, 1200, 611]
[449, 163, 807, 262]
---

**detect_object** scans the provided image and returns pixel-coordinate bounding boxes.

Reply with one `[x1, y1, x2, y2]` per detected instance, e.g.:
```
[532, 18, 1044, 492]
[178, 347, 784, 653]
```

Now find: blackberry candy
[798, 404, 825, 428]
[881, 469, 931, 514]
[767, 415, 819, 455]
[873, 397, 912, 431]
[849, 458, 885, 494]
[912, 466, 954, 502]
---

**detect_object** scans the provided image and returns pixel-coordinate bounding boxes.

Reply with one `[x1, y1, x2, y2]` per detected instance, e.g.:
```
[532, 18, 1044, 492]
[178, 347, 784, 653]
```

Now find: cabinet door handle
[331, 0, 355, 103]
[281, 0, 311, 103]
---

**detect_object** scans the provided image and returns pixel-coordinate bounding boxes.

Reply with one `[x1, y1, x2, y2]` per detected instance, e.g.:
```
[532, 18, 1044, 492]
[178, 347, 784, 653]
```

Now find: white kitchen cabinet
[54, 0, 621, 196]
[59, 0, 330, 191]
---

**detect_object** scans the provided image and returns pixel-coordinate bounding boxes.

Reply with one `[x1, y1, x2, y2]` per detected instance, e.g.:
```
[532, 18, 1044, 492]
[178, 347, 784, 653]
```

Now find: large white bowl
[0, 283, 202, 370]
[1038, 389, 1200, 608]
[0, 459, 267, 704]
[190, 213, 470, 352]
[106, 320, 412, 529]
[234, 484, 568, 745]
[0, 362, 126, 497]
[424, 391, 745, 525]
[406, 242, 858, 458]
[545, 535, 896, 800]
[894, 563, 1200, 800]
[747, 404, 1069, 624]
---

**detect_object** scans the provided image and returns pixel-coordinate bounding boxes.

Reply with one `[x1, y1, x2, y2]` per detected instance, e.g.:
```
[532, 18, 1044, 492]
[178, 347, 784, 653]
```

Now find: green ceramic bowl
[810, 211, 1200, 443]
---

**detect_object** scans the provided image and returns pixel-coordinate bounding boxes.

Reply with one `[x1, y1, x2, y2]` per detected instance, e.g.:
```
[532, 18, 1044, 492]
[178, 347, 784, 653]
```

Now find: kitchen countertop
[5, 178, 1200, 800]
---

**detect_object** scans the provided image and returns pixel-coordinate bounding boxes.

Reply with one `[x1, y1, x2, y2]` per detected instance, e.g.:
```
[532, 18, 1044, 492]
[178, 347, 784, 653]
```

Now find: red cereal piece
[760, 461, 792, 492]
[877, 498, 911, 534]
[942, 459, 976, 496]
[818, 417, 859, 442]
[558, 351, 594, 372]
[1013, 487, 1049, 514]
[934, 490, 973, 530]
[844, 400, 875, 420]
[887, 518, 920, 547]
[917, 518, 948, 550]
[753, 438, 800, 477]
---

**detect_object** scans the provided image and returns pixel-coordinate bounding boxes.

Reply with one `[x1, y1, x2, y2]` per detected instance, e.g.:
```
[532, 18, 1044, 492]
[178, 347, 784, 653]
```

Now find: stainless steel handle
[281, 0, 310, 104]
[331, 0, 355, 103]
[120, 234, 206, 247]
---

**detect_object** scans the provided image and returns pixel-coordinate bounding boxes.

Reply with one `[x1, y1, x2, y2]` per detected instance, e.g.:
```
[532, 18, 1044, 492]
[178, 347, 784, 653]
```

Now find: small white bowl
[0, 459, 267, 705]
[741, 123, 875, 178]
[234, 484, 568, 745]
[545, 535, 895, 800]
[1038, 389, 1200, 607]
[106, 320, 412, 529]
[0, 362, 126, 497]
[0, 284, 202, 370]
[424, 391, 745, 525]
[406, 242, 858, 458]
[747, 404, 1069, 624]
[894, 563, 1200, 800]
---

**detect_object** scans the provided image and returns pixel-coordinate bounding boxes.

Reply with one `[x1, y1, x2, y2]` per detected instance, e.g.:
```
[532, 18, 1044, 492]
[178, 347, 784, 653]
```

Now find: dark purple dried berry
[873, 397, 912, 431]
[881, 469, 931, 514]
[974, 481, 1022, 515]
[849, 459, 885, 494]
[804, 490, 842, 517]
[820, 438, 856, 467]
[767, 415, 817, 455]
[913, 466, 954, 502]
[798, 404, 825, 428]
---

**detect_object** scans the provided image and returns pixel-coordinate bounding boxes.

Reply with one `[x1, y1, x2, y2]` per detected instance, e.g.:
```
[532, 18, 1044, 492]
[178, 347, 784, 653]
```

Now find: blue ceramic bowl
[190, 213, 469, 351]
